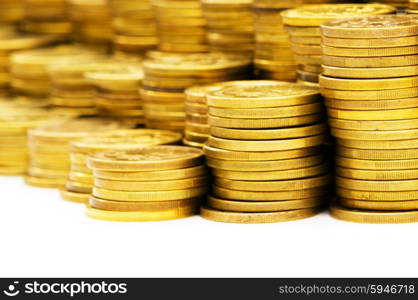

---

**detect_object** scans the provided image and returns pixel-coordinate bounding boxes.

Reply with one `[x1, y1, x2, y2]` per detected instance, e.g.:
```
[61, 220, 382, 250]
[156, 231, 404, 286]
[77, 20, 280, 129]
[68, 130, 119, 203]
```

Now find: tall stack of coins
[0, 0, 24, 23]
[201, 0, 254, 56]
[319, 15, 418, 224]
[62, 129, 182, 203]
[21, 0, 72, 36]
[85, 60, 145, 126]
[152, 0, 208, 53]
[86, 146, 208, 222]
[68, 0, 113, 48]
[408, 0, 418, 13]
[26, 118, 129, 189]
[201, 81, 330, 223]
[281, 4, 396, 86]
[109, 0, 158, 58]
[141, 52, 252, 132]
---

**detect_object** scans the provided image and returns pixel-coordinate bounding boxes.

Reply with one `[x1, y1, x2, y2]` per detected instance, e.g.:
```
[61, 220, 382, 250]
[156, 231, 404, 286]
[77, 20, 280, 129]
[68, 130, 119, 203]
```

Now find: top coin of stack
[152, 0, 208, 53]
[141, 52, 252, 132]
[201, 0, 254, 56]
[281, 3, 396, 86]
[109, 0, 158, 58]
[318, 15, 418, 224]
[0, 0, 24, 23]
[201, 80, 330, 223]
[86, 146, 209, 222]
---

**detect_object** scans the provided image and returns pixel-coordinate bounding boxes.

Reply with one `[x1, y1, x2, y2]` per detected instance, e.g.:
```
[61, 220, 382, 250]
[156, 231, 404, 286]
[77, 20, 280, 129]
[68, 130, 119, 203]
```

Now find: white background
[1, 176, 417, 277]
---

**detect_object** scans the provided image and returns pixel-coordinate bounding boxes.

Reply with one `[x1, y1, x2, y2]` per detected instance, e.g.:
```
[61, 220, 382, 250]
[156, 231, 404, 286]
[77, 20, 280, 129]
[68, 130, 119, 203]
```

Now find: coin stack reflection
[319, 15, 418, 224]
[281, 4, 396, 86]
[62, 129, 182, 203]
[202, 0, 254, 56]
[26, 118, 129, 189]
[86, 146, 208, 222]
[201, 81, 330, 223]
[141, 52, 252, 132]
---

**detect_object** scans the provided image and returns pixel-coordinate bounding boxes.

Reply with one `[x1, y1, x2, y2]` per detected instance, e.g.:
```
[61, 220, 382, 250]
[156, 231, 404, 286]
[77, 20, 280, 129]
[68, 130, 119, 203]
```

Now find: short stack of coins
[319, 15, 418, 224]
[85, 60, 145, 126]
[26, 118, 129, 189]
[201, 81, 330, 223]
[21, 0, 72, 36]
[152, 0, 208, 53]
[408, 0, 418, 13]
[68, 0, 113, 49]
[0, 0, 24, 23]
[63, 129, 182, 203]
[86, 146, 209, 222]
[281, 3, 396, 86]
[141, 52, 252, 132]
[109, 0, 158, 58]
[201, 0, 254, 56]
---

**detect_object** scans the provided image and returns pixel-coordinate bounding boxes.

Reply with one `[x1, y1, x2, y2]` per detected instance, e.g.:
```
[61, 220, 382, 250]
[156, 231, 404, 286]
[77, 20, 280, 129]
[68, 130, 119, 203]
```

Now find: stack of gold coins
[10, 45, 93, 98]
[319, 15, 418, 224]
[201, 0, 254, 56]
[141, 52, 252, 132]
[152, 0, 208, 53]
[68, 0, 113, 48]
[201, 81, 330, 223]
[408, 0, 418, 13]
[281, 3, 396, 86]
[109, 0, 158, 58]
[21, 0, 72, 36]
[85, 60, 145, 127]
[367, 0, 408, 9]
[86, 146, 208, 222]
[0, 0, 24, 23]
[62, 129, 182, 203]
[26, 118, 130, 189]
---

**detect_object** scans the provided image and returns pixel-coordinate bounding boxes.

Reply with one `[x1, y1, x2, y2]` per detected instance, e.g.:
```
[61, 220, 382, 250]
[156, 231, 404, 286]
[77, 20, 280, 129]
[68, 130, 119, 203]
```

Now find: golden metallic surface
[60, 189, 89, 203]
[330, 128, 418, 141]
[322, 45, 418, 57]
[322, 54, 418, 68]
[337, 146, 418, 160]
[336, 156, 418, 170]
[336, 166, 418, 181]
[320, 75, 418, 90]
[327, 107, 418, 121]
[339, 198, 418, 211]
[24, 175, 66, 189]
[337, 138, 418, 150]
[321, 86, 418, 100]
[325, 97, 418, 110]
[321, 35, 418, 48]
[336, 176, 418, 192]
[337, 187, 418, 201]
[328, 118, 418, 131]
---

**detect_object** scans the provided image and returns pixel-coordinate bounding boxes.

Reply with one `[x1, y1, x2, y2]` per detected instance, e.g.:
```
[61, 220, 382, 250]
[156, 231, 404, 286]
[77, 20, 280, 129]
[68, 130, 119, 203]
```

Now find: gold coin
[337, 138, 418, 150]
[337, 176, 418, 192]
[284, 26, 321, 37]
[325, 97, 418, 110]
[337, 166, 418, 180]
[337, 187, 418, 201]
[330, 204, 418, 224]
[322, 45, 418, 57]
[24, 175, 66, 189]
[322, 65, 418, 79]
[92, 186, 208, 202]
[0, 166, 26, 176]
[339, 198, 418, 211]
[322, 55, 418, 68]
[329, 118, 418, 131]
[68, 171, 93, 184]
[331, 127, 418, 141]
[320, 75, 418, 90]
[86, 204, 198, 222]
[337, 146, 418, 160]
[87, 146, 204, 171]
[336, 156, 418, 170]
[327, 107, 418, 121]
[201, 206, 322, 223]
[60, 190, 89, 203]
[182, 138, 204, 148]
[65, 180, 91, 193]
[291, 43, 321, 55]
[321, 87, 418, 100]
[321, 35, 418, 48]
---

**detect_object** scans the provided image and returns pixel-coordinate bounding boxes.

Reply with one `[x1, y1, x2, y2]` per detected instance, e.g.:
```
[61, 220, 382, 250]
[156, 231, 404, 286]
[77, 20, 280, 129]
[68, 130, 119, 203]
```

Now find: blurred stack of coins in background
[0, 0, 24, 24]
[85, 60, 145, 127]
[282, 3, 396, 86]
[201, 81, 330, 223]
[367, 0, 408, 9]
[319, 15, 418, 224]
[86, 146, 208, 221]
[201, 0, 254, 56]
[141, 52, 252, 132]
[68, 0, 113, 49]
[152, 0, 208, 53]
[26, 118, 129, 189]
[62, 129, 182, 203]
[21, 0, 72, 37]
[109, 0, 158, 58]
[408, 0, 418, 13]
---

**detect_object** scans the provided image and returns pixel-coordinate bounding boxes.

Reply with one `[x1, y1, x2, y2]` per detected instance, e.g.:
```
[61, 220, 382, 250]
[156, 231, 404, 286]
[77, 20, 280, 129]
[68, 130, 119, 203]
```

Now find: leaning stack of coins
[0, 0, 24, 23]
[407, 0, 418, 13]
[68, 0, 113, 48]
[201, 81, 330, 223]
[109, 0, 158, 58]
[281, 3, 396, 86]
[62, 129, 182, 203]
[152, 0, 208, 53]
[86, 146, 208, 222]
[21, 0, 72, 36]
[201, 0, 254, 56]
[141, 52, 252, 132]
[26, 118, 129, 189]
[319, 15, 418, 224]
[85, 60, 145, 127]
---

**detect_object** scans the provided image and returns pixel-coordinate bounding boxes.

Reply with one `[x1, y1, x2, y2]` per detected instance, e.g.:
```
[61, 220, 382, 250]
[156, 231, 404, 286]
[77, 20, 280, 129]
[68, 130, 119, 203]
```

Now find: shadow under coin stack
[109, 0, 158, 58]
[152, 0, 208, 53]
[201, 81, 330, 223]
[85, 60, 145, 127]
[86, 146, 209, 222]
[62, 129, 182, 203]
[21, 0, 72, 37]
[319, 15, 418, 224]
[26, 118, 129, 189]
[408, 0, 418, 13]
[202, 0, 254, 56]
[281, 3, 396, 86]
